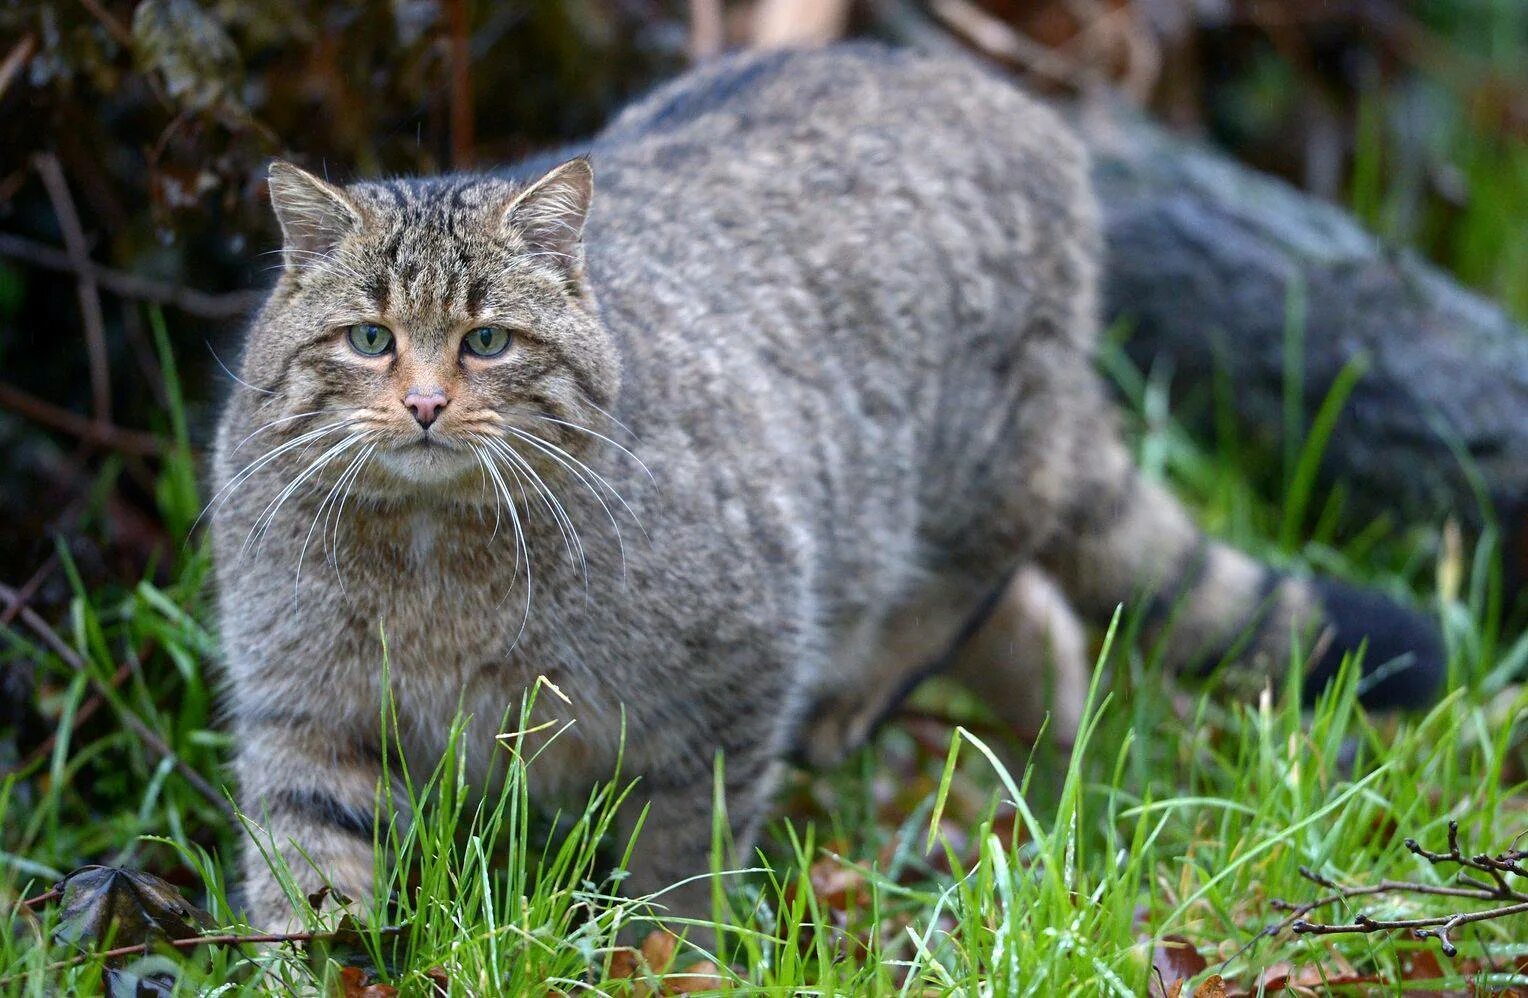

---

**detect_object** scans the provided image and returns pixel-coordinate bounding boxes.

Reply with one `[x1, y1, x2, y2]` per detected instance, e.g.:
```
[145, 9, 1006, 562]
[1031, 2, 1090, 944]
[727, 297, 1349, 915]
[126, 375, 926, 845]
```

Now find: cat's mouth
[375, 435, 477, 484]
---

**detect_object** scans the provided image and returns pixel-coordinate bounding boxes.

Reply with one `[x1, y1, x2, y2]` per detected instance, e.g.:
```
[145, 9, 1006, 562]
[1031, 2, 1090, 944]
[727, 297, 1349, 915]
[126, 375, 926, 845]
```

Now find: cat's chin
[373, 442, 479, 486]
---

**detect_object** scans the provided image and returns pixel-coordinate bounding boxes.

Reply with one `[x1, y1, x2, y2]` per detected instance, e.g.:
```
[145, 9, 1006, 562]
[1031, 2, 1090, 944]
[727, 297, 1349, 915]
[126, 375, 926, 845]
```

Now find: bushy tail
[1039, 437, 1444, 708]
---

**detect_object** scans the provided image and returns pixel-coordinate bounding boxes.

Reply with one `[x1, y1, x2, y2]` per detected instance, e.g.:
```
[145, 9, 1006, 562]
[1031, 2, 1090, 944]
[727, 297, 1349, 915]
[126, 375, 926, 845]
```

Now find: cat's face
[232, 158, 617, 499]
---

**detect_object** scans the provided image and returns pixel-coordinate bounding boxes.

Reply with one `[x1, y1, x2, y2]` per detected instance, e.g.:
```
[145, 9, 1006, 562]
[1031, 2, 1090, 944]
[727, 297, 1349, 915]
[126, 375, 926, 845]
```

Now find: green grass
[2, 294, 1526, 995]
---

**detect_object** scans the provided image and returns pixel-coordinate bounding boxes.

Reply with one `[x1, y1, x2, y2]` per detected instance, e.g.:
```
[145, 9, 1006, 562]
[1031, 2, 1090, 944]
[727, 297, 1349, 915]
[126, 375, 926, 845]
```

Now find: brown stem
[33, 154, 111, 427]
[0, 233, 262, 319]
[19, 887, 61, 910]
[0, 923, 405, 987]
[0, 33, 36, 102]
[1292, 900, 1528, 957]
[1275, 822, 1528, 957]
[0, 381, 165, 457]
[0, 582, 237, 822]
[444, 0, 474, 169]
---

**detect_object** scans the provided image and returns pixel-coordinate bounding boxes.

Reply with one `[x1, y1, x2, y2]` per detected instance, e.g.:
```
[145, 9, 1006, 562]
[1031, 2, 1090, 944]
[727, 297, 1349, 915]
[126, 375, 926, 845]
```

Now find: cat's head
[231, 157, 618, 498]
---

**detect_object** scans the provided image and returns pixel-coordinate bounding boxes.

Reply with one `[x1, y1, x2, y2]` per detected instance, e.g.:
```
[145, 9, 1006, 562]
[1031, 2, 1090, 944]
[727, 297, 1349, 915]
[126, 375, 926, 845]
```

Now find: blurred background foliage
[0, 0, 1521, 599]
[0, 0, 1523, 704]
[0, 3, 1523, 971]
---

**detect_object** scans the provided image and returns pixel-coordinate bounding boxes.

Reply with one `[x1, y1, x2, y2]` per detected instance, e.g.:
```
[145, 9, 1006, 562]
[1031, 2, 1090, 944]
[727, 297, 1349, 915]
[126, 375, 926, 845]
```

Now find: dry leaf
[1193, 974, 1227, 998]
[1149, 934, 1209, 998]
[808, 857, 866, 912]
[641, 929, 679, 973]
[338, 964, 397, 997]
[664, 959, 729, 993]
[609, 947, 641, 980]
[52, 866, 213, 953]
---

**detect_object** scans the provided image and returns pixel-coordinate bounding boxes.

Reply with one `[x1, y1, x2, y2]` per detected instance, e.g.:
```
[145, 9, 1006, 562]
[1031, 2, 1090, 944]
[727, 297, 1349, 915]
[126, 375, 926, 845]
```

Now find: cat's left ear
[268, 160, 363, 267]
[504, 156, 594, 282]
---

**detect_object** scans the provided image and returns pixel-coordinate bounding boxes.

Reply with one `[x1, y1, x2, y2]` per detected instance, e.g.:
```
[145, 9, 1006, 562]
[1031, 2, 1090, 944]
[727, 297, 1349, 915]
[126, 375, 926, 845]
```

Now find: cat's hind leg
[943, 564, 1090, 747]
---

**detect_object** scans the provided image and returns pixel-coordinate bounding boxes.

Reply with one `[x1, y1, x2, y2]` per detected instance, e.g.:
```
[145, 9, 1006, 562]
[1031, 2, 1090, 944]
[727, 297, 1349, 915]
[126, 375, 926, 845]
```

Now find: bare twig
[444, 0, 475, 168]
[752, 0, 851, 48]
[1277, 821, 1528, 957]
[1292, 901, 1528, 958]
[77, 0, 134, 48]
[0, 582, 236, 823]
[0, 921, 404, 986]
[0, 381, 165, 456]
[33, 154, 112, 427]
[928, 0, 1083, 89]
[18, 887, 61, 910]
[0, 554, 58, 630]
[689, 0, 726, 61]
[0, 33, 36, 102]
[0, 233, 260, 318]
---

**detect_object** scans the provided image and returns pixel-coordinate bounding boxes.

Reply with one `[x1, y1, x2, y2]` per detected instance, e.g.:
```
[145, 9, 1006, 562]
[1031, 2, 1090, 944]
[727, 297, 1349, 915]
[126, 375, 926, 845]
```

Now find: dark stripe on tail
[269, 789, 377, 840]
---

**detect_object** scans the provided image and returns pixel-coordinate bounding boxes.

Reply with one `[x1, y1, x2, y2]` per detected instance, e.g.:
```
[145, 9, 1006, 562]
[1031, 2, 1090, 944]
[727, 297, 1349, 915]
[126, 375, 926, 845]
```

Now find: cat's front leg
[232, 707, 402, 930]
[618, 746, 786, 948]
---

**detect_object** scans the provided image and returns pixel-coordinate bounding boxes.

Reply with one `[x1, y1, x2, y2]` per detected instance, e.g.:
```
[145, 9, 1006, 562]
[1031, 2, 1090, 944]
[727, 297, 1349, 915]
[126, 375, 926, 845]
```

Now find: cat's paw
[1304, 578, 1446, 709]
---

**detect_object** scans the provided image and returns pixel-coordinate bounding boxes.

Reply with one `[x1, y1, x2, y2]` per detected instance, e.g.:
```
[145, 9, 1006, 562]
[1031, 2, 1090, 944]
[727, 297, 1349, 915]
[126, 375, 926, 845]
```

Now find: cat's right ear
[267, 160, 362, 267]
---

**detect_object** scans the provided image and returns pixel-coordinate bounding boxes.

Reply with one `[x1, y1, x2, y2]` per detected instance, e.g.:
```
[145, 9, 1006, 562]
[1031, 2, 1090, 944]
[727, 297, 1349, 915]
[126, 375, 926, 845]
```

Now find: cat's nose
[403, 389, 448, 429]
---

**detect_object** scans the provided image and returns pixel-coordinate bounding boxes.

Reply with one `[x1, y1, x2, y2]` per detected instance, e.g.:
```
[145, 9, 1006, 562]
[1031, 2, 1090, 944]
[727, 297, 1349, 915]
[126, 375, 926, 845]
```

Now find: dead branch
[0, 920, 405, 987]
[752, 0, 851, 49]
[0, 381, 165, 456]
[33, 154, 112, 427]
[0, 582, 236, 823]
[927, 0, 1083, 88]
[0, 33, 36, 103]
[444, 0, 475, 168]
[0, 233, 261, 319]
[1279, 821, 1528, 957]
[689, 0, 726, 61]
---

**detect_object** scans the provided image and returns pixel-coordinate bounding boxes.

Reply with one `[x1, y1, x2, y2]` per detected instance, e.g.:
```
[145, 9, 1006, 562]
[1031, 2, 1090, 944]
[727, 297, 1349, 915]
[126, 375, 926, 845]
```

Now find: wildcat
[211, 44, 1443, 931]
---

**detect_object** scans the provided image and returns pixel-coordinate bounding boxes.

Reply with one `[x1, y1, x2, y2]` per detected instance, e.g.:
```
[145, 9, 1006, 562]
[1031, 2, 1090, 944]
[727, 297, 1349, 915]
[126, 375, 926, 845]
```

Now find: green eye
[347, 323, 394, 356]
[463, 326, 513, 358]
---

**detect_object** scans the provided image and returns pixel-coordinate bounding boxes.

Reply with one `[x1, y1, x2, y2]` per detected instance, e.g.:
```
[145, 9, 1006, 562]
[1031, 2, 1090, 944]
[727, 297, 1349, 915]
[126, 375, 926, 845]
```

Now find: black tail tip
[1304, 578, 1445, 710]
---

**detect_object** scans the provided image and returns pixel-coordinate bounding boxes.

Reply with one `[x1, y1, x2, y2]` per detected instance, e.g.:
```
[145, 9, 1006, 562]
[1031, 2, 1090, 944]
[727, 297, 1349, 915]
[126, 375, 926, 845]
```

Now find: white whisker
[505, 426, 635, 579]
[483, 436, 588, 588]
[533, 414, 657, 487]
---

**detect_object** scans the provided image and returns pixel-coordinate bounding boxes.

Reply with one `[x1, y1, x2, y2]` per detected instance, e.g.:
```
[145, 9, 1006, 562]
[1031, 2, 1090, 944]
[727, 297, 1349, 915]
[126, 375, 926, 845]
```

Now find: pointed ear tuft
[504, 156, 594, 280]
[267, 160, 362, 265]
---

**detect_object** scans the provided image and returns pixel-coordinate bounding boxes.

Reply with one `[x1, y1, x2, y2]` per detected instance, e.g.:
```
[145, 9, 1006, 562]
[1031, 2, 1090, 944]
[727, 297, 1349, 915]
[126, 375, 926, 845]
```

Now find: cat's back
[584, 43, 1098, 343]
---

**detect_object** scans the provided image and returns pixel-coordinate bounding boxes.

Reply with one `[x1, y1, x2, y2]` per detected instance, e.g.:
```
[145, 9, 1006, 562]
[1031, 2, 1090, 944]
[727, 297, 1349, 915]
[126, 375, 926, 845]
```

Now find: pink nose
[403, 389, 448, 429]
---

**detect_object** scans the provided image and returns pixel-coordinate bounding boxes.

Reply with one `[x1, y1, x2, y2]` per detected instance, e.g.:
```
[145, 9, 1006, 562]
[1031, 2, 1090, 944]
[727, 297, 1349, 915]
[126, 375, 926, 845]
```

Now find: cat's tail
[1038, 433, 1445, 708]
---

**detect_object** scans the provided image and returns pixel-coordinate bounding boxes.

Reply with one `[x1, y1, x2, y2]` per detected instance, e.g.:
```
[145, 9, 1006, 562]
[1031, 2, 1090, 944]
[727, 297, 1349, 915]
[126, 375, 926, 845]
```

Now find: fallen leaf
[808, 857, 866, 912]
[1193, 975, 1227, 998]
[1149, 935, 1209, 998]
[641, 929, 678, 973]
[608, 947, 641, 980]
[338, 964, 398, 997]
[52, 866, 213, 953]
[663, 959, 729, 993]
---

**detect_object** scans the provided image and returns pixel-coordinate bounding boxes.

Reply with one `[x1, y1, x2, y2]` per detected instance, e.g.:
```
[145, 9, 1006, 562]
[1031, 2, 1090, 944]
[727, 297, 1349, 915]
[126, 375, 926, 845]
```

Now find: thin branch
[33, 154, 111, 426]
[444, 0, 475, 168]
[76, 0, 134, 48]
[0, 553, 58, 630]
[0, 922, 405, 986]
[0, 582, 237, 823]
[928, 0, 1084, 89]
[0, 381, 165, 456]
[1292, 901, 1528, 957]
[0, 232, 262, 319]
[18, 888, 61, 910]
[689, 0, 726, 61]
[1276, 821, 1528, 957]
[0, 33, 36, 102]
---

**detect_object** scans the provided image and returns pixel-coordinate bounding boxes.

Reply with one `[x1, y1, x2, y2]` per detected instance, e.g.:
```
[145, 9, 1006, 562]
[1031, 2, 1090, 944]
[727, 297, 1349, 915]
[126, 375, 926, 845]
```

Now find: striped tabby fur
[211, 45, 1443, 931]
